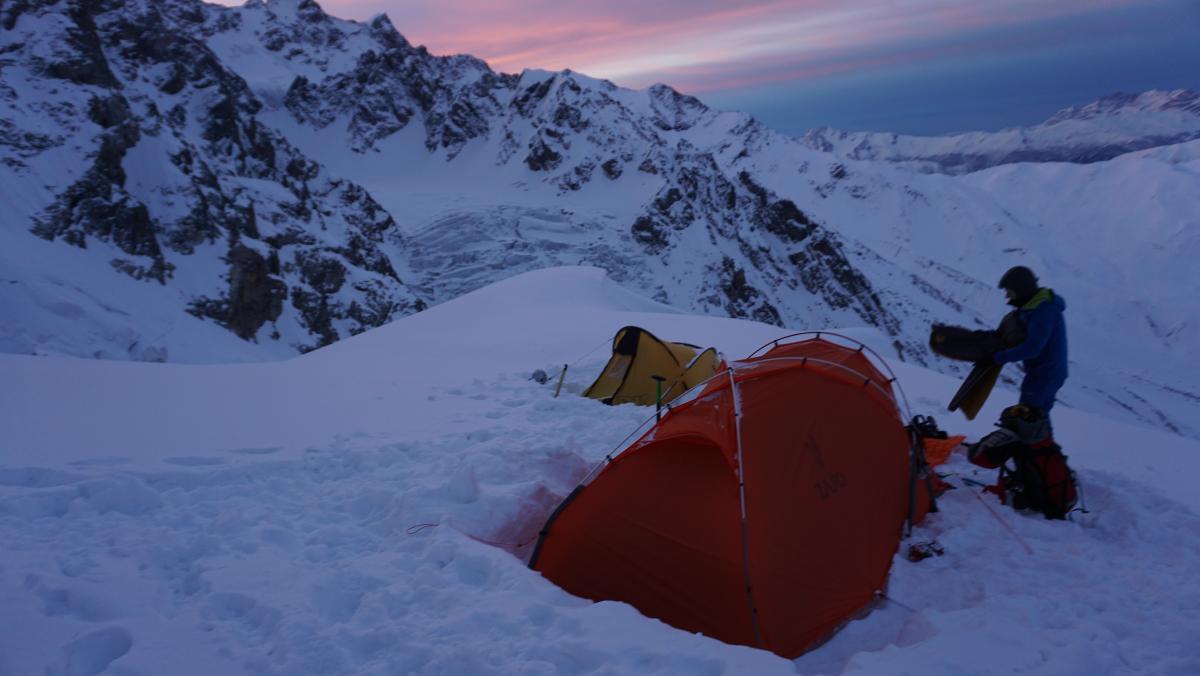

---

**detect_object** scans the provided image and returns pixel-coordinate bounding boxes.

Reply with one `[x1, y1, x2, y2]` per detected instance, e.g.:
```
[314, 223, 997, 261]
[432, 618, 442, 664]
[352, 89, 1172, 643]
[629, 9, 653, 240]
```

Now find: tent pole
[727, 368, 765, 649]
[652, 375, 665, 420]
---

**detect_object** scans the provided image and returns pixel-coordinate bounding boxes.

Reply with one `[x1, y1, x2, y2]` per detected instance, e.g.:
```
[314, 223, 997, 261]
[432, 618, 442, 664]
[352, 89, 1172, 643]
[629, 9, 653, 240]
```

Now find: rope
[569, 337, 611, 369]
[875, 590, 918, 613]
[403, 522, 539, 549]
[966, 485, 1035, 555]
[463, 530, 540, 549]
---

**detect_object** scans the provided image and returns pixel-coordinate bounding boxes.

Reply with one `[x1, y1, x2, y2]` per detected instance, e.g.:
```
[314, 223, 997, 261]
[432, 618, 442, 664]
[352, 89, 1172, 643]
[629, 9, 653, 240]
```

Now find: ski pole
[553, 364, 567, 398]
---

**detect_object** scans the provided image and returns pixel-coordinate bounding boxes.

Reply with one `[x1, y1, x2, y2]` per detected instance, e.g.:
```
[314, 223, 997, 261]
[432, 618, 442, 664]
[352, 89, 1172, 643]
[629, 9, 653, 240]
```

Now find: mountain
[3, 267, 1200, 674]
[1, 0, 1197, 439]
[0, 0, 426, 359]
[801, 89, 1200, 174]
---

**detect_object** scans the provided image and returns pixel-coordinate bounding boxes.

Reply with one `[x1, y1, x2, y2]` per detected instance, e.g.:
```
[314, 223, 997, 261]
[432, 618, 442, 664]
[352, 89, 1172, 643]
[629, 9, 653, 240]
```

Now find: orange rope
[969, 489, 1034, 555]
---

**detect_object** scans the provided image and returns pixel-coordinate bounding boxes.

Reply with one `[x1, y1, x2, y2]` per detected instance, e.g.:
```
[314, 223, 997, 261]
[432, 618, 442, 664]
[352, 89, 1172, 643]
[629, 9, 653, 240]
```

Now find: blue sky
[702, 1, 1200, 135]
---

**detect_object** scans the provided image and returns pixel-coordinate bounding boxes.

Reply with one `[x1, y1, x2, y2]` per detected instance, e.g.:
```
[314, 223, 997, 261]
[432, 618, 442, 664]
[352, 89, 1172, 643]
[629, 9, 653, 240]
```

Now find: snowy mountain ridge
[1046, 89, 1200, 123]
[802, 88, 1200, 174]
[0, 0, 428, 358]
[1, 0, 1198, 438]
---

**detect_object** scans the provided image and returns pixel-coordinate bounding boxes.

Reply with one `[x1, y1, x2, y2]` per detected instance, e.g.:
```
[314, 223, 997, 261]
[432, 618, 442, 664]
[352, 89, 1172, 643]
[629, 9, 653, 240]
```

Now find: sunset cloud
[270, 0, 1153, 93]
[209, 0, 1199, 133]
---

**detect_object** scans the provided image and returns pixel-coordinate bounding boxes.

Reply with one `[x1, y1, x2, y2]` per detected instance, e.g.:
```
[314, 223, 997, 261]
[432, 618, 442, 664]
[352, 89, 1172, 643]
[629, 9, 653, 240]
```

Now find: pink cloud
[214, 0, 1152, 94]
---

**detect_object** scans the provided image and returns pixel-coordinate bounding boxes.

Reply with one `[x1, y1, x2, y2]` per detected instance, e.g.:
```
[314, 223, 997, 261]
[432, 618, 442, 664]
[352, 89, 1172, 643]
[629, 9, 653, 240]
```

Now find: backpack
[996, 442, 1079, 520]
[967, 427, 1023, 469]
[969, 405, 1080, 520]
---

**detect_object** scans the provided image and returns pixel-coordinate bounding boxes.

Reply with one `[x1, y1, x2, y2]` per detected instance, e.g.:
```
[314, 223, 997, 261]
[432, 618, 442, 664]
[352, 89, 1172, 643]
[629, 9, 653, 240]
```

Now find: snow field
[803, 454, 1200, 675]
[0, 365, 790, 675]
[2, 267, 1199, 674]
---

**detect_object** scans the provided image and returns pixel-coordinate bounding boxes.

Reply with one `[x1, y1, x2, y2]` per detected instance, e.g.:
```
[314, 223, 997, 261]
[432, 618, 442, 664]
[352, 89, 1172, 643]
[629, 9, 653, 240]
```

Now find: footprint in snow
[205, 592, 282, 639]
[56, 626, 133, 676]
[32, 581, 120, 622]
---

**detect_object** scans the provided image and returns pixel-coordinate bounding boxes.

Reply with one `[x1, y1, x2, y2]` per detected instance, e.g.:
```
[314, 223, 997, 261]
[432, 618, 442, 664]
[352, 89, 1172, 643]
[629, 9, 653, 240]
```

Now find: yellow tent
[583, 326, 722, 406]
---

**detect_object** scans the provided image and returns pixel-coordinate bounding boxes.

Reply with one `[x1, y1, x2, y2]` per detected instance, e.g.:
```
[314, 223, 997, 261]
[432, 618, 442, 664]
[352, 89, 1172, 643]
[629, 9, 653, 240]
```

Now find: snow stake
[553, 363, 568, 398]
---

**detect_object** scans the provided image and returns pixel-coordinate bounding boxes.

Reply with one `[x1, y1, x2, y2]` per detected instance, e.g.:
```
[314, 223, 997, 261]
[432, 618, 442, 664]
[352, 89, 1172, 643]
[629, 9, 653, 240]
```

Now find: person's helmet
[998, 266, 1038, 306]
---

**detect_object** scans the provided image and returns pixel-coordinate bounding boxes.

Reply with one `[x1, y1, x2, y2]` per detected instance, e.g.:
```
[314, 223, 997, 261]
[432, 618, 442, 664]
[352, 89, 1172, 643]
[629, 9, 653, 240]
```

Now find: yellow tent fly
[583, 326, 722, 406]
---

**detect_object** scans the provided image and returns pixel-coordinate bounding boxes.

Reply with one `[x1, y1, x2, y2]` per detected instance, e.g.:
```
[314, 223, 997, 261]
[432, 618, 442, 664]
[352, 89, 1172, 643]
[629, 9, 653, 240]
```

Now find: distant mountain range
[1, 0, 1197, 438]
[802, 89, 1200, 174]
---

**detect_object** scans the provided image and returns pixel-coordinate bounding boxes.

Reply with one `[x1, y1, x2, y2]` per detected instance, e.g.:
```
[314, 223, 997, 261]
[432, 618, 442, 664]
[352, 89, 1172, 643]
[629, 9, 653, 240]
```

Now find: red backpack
[969, 405, 1080, 520]
[995, 441, 1078, 520]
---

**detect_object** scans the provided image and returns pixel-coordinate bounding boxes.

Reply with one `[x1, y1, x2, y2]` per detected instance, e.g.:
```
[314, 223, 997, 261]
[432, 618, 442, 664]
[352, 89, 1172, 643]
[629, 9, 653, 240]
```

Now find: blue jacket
[993, 289, 1068, 412]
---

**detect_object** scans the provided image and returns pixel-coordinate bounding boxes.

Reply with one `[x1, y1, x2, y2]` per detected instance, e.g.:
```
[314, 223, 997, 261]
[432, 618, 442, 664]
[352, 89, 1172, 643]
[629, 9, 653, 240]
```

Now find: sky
[227, 0, 1200, 135]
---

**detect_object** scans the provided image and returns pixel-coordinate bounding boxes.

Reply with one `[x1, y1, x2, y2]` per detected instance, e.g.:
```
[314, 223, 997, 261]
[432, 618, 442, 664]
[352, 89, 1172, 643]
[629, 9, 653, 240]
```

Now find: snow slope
[0, 0, 426, 360]
[0, 219, 280, 363]
[2, 267, 1198, 675]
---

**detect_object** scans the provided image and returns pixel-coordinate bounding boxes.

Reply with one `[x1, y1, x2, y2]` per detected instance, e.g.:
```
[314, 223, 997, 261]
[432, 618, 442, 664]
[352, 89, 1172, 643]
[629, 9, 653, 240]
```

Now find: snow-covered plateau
[2, 267, 1199, 675]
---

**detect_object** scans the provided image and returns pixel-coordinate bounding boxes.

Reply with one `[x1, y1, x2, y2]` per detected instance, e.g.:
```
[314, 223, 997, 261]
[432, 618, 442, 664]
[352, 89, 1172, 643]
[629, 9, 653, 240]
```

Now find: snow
[3, 267, 1199, 674]
[731, 128, 1200, 438]
[803, 89, 1200, 174]
[203, 0, 384, 103]
[0, 224, 273, 363]
[4, 0, 1196, 440]
[2, 1, 1198, 664]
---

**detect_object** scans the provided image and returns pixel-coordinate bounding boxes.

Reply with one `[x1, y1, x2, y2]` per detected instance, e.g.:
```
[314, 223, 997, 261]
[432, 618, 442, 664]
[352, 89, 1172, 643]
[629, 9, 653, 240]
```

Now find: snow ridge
[1046, 89, 1200, 124]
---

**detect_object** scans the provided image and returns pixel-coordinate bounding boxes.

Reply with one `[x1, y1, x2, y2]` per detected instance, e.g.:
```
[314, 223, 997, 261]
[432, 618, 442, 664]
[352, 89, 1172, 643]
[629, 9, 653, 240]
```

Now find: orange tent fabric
[530, 336, 930, 658]
[923, 435, 967, 466]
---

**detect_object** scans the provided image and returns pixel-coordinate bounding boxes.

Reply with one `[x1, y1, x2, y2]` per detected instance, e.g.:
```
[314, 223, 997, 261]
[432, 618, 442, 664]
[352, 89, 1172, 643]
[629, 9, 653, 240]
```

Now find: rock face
[3, 0, 423, 353]
[282, 16, 513, 157]
[1, 0, 905, 356]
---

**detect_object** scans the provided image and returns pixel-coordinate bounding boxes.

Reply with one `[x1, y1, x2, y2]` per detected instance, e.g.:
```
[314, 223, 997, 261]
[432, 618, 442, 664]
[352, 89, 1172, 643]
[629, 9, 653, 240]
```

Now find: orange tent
[530, 334, 935, 658]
